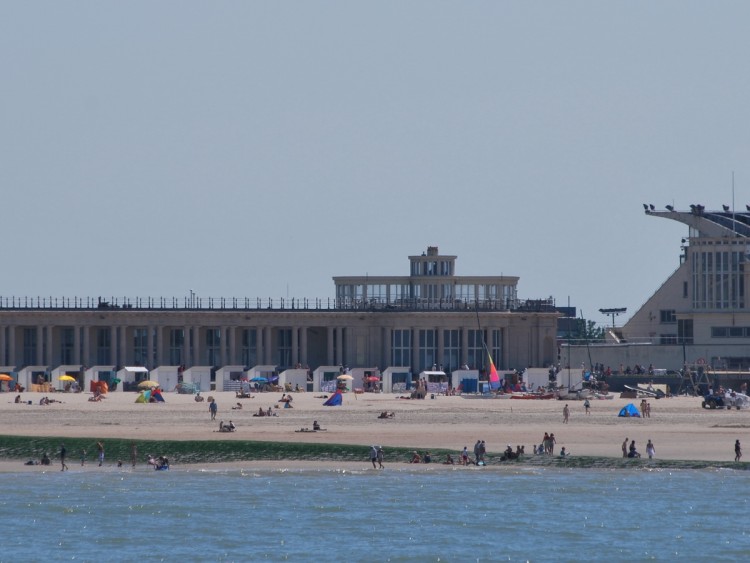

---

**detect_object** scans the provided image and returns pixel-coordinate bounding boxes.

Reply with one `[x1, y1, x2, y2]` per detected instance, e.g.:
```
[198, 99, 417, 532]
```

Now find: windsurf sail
[487, 347, 500, 390]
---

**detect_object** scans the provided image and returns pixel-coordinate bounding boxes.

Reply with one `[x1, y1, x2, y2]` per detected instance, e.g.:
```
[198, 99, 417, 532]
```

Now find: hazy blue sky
[3, 2, 749, 329]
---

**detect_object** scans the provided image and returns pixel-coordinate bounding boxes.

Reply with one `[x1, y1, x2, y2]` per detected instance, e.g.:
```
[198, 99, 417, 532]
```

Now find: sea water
[1, 467, 748, 562]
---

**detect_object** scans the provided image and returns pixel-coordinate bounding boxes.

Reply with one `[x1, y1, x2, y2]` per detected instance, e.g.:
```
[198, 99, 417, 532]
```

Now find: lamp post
[599, 307, 627, 329]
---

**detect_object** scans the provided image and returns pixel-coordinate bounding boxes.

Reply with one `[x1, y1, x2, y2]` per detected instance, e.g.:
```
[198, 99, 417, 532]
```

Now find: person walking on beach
[80, 449, 86, 466]
[209, 399, 218, 420]
[583, 398, 590, 415]
[735, 439, 742, 462]
[130, 442, 137, 468]
[96, 441, 104, 467]
[473, 440, 481, 464]
[563, 404, 570, 424]
[622, 437, 629, 458]
[646, 439, 655, 459]
[376, 446, 384, 469]
[370, 445, 378, 469]
[60, 443, 68, 471]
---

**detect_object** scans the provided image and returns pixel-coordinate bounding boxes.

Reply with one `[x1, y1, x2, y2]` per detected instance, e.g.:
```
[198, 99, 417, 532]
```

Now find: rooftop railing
[0, 296, 557, 313]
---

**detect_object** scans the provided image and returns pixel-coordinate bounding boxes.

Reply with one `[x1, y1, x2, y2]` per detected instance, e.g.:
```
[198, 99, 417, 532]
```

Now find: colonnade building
[0, 247, 559, 385]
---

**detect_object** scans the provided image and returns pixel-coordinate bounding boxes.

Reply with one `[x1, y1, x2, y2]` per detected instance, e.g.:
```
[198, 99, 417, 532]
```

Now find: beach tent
[618, 403, 641, 417]
[323, 391, 343, 406]
[151, 388, 165, 402]
[135, 390, 151, 403]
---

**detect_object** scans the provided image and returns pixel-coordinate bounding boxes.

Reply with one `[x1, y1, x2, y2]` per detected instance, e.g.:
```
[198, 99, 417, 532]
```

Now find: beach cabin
[84, 365, 116, 393]
[524, 368, 551, 392]
[51, 365, 83, 392]
[116, 366, 149, 392]
[247, 365, 278, 391]
[313, 365, 342, 393]
[278, 368, 308, 392]
[452, 369, 479, 394]
[348, 367, 380, 392]
[182, 366, 213, 391]
[420, 370, 449, 394]
[151, 366, 181, 392]
[381, 367, 412, 394]
[18, 365, 49, 392]
[215, 365, 245, 393]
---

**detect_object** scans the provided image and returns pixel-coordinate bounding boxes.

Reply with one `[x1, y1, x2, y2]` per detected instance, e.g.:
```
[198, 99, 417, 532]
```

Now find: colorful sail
[487, 350, 499, 384]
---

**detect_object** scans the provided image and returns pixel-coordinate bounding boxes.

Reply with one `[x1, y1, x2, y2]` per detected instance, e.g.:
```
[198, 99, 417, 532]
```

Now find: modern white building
[565, 205, 750, 372]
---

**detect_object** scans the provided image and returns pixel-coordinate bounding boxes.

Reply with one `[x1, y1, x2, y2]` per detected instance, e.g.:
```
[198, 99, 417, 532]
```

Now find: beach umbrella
[58, 375, 76, 382]
[250, 377, 269, 383]
[0, 374, 13, 381]
[366, 376, 380, 382]
[137, 380, 160, 389]
[337, 374, 353, 380]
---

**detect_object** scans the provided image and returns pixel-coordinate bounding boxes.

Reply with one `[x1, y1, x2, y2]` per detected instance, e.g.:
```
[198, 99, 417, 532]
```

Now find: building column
[219, 325, 228, 366]
[335, 327, 344, 366]
[110, 326, 118, 366]
[193, 326, 202, 366]
[300, 327, 308, 367]
[228, 327, 237, 365]
[264, 327, 273, 364]
[0, 326, 5, 366]
[411, 327, 419, 372]
[147, 325, 154, 369]
[383, 327, 392, 368]
[156, 326, 165, 367]
[462, 327, 469, 368]
[82, 327, 90, 367]
[8, 327, 16, 367]
[36, 326, 44, 365]
[184, 325, 191, 366]
[327, 327, 334, 365]
[437, 328, 444, 371]
[46, 326, 54, 367]
[291, 327, 299, 366]
[255, 328, 263, 367]
[120, 325, 128, 366]
[73, 326, 81, 365]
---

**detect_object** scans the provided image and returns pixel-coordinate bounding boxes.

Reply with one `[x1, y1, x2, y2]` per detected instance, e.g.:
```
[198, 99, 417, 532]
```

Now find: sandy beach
[0, 389, 747, 466]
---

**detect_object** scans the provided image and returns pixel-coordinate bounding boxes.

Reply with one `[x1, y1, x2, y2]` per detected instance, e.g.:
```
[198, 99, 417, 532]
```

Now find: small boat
[510, 392, 555, 400]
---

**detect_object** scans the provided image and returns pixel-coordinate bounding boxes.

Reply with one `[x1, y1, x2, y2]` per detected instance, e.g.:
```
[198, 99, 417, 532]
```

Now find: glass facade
[277, 329, 292, 368]
[391, 329, 411, 367]
[133, 328, 148, 366]
[96, 328, 111, 365]
[691, 244, 745, 310]
[242, 328, 257, 368]
[169, 329, 184, 366]
[442, 329, 460, 373]
[60, 327, 74, 365]
[205, 328, 221, 366]
[23, 328, 36, 366]
[418, 329, 437, 372]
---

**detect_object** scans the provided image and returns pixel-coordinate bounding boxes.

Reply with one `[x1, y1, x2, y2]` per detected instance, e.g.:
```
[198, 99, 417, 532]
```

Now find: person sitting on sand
[14, 394, 21, 403]
[313, 421, 321, 431]
[423, 451, 432, 463]
[147, 454, 157, 467]
[410, 451, 422, 464]
[232, 402, 243, 410]
[444, 453, 454, 465]
[40, 453, 51, 466]
[560, 447, 569, 457]
[195, 393, 205, 402]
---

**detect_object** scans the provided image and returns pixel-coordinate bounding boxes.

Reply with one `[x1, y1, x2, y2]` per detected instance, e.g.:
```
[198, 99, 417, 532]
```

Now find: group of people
[537, 432, 557, 455]
[253, 406, 278, 417]
[218, 420, 236, 432]
[622, 437, 655, 459]
[639, 399, 652, 417]
[278, 394, 294, 408]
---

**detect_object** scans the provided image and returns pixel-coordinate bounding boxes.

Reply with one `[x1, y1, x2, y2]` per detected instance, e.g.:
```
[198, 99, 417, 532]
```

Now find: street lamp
[189, 289, 195, 308]
[599, 307, 627, 329]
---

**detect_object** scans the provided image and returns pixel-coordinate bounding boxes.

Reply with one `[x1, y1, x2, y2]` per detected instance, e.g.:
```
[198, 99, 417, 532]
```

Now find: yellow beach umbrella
[58, 375, 76, 382]
[137, 380, 160, 389]
[337, 374, 353, 380]
[0, 374, 13, 381]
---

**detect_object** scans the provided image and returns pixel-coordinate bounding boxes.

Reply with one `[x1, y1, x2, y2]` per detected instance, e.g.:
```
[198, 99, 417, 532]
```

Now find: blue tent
[323, 391, 342, 406]
[618, 403, 641, 417]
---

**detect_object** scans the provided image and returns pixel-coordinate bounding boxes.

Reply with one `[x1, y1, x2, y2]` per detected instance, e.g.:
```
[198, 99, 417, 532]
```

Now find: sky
[3, 2, 750, 328]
